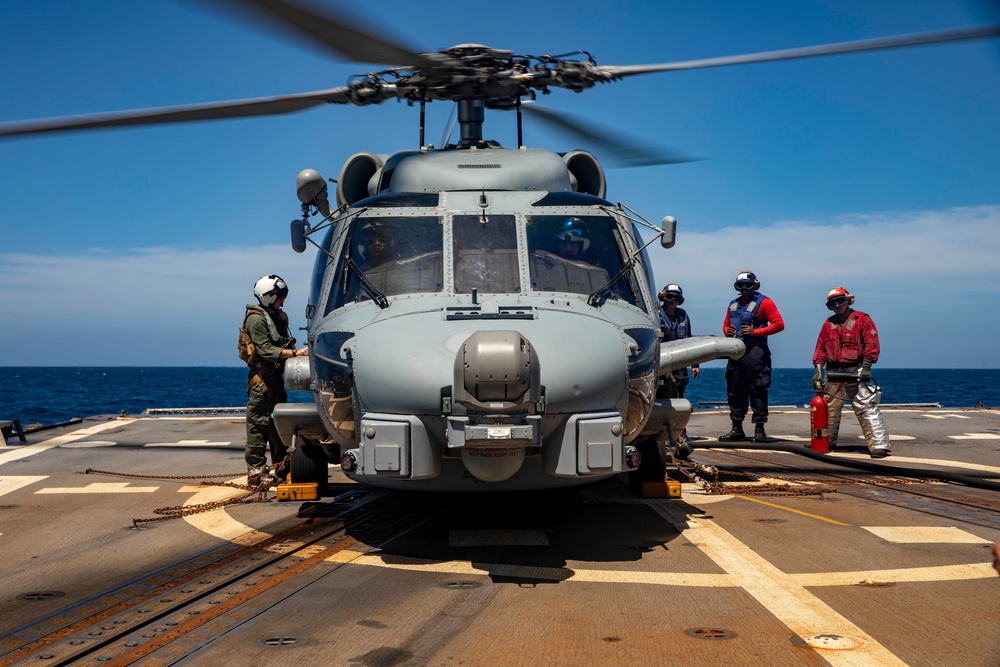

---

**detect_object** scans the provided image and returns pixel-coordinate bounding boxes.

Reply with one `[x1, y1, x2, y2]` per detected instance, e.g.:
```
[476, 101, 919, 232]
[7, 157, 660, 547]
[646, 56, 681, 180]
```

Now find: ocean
[1, 367, 998, 428]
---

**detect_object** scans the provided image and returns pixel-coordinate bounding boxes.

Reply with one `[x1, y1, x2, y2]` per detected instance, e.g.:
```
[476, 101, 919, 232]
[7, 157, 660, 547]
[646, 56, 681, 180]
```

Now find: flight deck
[1, 407, 998, 666]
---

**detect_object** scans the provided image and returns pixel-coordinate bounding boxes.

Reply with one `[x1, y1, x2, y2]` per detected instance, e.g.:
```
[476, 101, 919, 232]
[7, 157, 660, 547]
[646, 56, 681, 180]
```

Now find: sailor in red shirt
[812, 286, 891, 458]
[719, 270, 784, 443]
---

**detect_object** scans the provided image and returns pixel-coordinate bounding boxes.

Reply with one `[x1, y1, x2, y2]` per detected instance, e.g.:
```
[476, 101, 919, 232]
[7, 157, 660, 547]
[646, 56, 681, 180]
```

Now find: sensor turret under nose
[453, 330, 540, 413]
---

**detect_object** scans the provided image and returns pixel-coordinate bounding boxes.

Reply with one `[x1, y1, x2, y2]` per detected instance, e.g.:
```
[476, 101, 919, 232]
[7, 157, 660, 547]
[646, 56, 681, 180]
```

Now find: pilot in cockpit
[355, 222, 394, 271]
[554, 217, 591, 261]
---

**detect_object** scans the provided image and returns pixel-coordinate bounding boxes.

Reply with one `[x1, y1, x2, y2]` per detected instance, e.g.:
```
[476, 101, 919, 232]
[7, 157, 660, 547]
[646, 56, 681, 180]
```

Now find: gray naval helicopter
[2, 2, 997, 492]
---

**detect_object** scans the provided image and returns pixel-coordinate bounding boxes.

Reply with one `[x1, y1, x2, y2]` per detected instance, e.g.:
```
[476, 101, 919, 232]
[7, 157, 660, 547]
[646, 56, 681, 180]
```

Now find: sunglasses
[826, 296, 848, 307]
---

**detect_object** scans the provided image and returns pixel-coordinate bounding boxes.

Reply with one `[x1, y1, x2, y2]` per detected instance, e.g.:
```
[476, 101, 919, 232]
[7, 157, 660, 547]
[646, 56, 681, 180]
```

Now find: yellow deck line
[735, 495, 852, 525]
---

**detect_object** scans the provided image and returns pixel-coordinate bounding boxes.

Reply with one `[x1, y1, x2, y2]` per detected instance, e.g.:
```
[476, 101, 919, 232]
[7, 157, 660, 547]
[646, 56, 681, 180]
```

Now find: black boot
[719, 421, 747, 442]
[670, 430, 694, 459]
[752, 424, 768, 443]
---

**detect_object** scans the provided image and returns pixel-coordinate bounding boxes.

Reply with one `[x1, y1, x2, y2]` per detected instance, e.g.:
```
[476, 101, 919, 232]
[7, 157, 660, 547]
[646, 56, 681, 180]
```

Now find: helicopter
[2, 2, 997, 492]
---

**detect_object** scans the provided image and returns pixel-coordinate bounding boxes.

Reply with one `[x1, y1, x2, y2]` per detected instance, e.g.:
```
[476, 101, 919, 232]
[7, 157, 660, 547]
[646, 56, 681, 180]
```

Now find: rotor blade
[0, 87, 363, 138]
[199, 0, 448, 69]
[521, 105, 699, 168]
[599, 24, 1000, 78]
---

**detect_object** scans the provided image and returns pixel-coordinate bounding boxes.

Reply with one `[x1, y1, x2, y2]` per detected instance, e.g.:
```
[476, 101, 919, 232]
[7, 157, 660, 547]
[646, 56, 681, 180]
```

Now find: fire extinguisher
[810, 392, 829, 453]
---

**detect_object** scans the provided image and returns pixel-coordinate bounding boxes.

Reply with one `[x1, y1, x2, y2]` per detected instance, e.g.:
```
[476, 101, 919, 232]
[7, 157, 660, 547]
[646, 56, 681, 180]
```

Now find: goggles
[826, 296, 848, 307]
[735, 282, 755, 290]
[661, 295, 680, 302]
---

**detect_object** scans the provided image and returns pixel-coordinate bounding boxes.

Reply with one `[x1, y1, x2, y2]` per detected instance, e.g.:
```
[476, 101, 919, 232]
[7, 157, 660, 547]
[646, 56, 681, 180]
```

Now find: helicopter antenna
[440, 103, 457, 148]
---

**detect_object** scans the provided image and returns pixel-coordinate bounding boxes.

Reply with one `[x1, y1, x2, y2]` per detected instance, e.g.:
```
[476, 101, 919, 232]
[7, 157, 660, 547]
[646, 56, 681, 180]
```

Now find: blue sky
[1, 0, 998, 368]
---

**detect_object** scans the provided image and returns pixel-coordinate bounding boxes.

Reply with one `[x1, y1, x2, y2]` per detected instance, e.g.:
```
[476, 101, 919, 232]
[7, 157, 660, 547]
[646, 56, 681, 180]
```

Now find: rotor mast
[456, 98, 487, 148]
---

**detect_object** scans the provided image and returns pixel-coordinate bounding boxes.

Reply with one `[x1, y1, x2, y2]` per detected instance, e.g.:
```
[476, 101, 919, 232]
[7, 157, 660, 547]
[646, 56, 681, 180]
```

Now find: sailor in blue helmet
[720, 270, 785, 442]
[554, 217, 590, 260]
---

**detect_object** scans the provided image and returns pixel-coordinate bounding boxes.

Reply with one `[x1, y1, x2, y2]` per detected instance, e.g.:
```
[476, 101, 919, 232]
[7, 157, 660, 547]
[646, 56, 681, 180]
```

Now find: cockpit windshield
[453, 214, 520, 294]
[327, 216, 443, 311]
[322, 210, 641, 314]
[526, 214, 639, 305]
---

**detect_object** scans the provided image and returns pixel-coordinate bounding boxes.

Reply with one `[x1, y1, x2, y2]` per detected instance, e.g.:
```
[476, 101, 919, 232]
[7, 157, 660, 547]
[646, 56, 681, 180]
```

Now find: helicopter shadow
[302, 479, 694, 586]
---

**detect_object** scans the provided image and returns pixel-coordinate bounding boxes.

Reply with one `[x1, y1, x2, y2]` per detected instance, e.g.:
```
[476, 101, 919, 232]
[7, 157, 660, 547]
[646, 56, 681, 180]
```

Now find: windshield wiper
[344, 257, 389, 309]
[588, 258, 637, 306]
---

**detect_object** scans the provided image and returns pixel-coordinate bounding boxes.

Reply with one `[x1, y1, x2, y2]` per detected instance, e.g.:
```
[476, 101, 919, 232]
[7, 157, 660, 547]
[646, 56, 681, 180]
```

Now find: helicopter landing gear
[290, 441, 329, 496]
[626, 435, 668, 489]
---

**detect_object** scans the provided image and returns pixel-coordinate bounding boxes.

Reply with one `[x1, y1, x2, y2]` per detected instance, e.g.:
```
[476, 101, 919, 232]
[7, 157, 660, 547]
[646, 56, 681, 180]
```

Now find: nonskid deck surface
[1, 408, 998, 666]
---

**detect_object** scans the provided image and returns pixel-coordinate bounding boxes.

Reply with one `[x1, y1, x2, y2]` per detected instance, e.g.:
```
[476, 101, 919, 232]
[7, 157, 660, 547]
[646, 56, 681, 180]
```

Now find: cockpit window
[453, 214, 520, 294]
[526, 214, 638, 305]
[307, 225, 335, 320]
[327, 216, 442, 312]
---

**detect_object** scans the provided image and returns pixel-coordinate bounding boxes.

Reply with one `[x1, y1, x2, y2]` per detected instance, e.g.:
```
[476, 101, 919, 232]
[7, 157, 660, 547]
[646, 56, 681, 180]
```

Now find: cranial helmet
[734, 270, 760, 291]
[555, 217, 591, 251]
[658, 283, 684, 304]
[254, 274, 288, 307]
[826, 286, 855, 309]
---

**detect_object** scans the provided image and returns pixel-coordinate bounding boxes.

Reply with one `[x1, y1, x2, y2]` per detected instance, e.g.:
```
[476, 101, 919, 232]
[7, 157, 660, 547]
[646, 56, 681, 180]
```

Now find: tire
[290, 443, 329, 496]
[627, 436, 666, 488]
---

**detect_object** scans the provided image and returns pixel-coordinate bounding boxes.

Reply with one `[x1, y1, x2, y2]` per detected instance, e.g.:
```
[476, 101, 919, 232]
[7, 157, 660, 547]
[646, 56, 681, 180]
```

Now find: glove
[812, 364, 823, 391]
[859, 359, 872, 381]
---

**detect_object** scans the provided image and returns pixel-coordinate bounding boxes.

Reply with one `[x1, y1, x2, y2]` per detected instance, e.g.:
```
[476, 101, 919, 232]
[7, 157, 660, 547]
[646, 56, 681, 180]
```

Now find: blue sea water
[1, 366, 998, 427]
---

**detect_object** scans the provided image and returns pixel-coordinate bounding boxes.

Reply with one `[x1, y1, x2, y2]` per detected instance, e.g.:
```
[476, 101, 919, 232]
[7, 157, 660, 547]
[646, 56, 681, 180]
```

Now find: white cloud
[647, 205, 1000, 368]
[2, 206, 998, 367]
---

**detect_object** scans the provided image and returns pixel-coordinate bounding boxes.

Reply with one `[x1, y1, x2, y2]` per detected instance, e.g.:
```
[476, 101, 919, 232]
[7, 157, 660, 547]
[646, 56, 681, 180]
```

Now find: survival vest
[660, 306, 691, 342]
[239, 305, 292, 395]
[728, 292, 770, 346]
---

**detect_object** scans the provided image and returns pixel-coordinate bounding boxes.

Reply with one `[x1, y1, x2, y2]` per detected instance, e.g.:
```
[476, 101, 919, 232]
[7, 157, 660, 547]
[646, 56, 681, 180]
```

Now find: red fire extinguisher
[810, 392, 829, 453]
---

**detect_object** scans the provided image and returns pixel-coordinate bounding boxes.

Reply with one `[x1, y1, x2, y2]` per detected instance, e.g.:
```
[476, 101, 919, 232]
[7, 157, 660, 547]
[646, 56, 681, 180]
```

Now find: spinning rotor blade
[598, 24, 1000, 78]
[522, 105, 699, 168]
[202, 0, 448, 69]
[0, 86, 372, 138]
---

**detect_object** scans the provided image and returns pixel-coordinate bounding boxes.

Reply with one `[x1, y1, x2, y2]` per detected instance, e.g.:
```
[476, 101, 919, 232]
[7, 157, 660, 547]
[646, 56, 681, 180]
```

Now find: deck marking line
[143, 440, 232, 447]
[826, 452, 1000, 474]
[735, 496, 851, 526]
[36, 482, 159, 494]
[948, 433, 1000, 440]
[922, 413, 970, 419]
[182, 477, 275, 546]
[325, 552, 735, 586]
[0, 476, 48, 497]
[795, 562, 996, 586]
[326, 553, 998, 588]
[650, 500, 907, 666]
[861, 526, 992, 544]
[449, 529, 550, 547]
[0, 420, 122, 466]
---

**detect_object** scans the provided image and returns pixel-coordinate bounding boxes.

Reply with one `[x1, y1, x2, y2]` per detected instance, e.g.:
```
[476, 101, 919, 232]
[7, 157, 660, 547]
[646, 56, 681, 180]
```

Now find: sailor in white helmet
[240, 275, 308, 486]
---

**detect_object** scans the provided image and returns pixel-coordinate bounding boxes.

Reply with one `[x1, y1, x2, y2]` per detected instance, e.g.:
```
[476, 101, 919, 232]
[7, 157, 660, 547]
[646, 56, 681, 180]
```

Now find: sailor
[811, 286, 891, 458]
[240, 275, 308, 486]
[356, 221, 394, 270]
[657, 283, 699, 453]
[554, 217, 590, 260]
[720, 270, 784, 443]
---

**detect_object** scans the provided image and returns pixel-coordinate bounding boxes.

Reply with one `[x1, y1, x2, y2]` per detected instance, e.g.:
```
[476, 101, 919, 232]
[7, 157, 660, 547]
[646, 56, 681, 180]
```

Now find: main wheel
[626, 435, 667, 489]
[290, 443, 329, 496]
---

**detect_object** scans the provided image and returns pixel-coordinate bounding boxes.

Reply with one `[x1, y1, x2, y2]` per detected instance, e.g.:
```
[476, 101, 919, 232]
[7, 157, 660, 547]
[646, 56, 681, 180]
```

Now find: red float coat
[812, 309, 881, 368]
